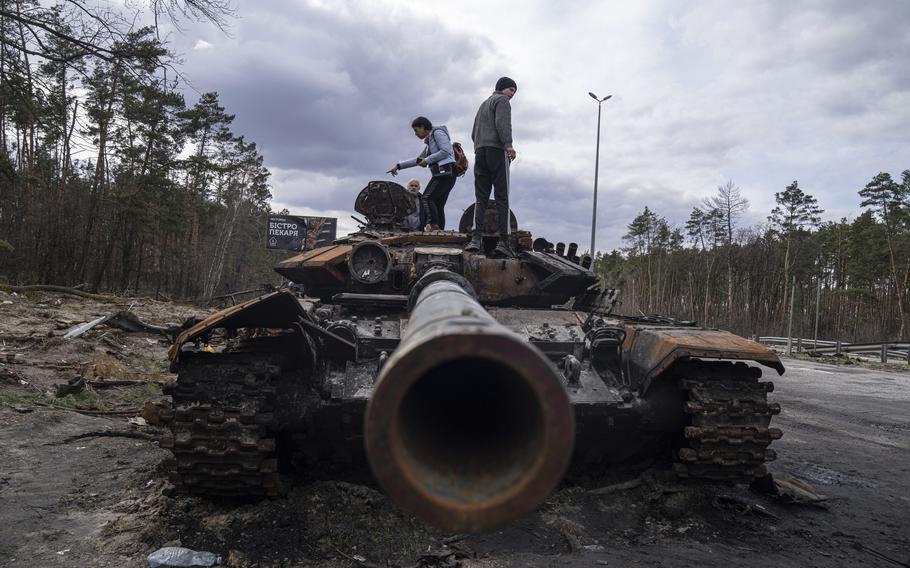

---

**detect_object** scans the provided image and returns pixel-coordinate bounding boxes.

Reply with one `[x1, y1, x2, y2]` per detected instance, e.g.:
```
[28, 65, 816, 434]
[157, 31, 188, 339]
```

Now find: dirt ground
[1, 289, 908, 567]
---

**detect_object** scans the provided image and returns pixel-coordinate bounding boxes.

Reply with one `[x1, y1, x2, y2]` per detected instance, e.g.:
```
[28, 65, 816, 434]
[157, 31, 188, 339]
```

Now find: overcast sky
[164, 0, 910, 253]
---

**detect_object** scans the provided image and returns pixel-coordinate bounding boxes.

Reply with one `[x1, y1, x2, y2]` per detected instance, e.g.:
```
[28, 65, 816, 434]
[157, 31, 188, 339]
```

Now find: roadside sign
[266, 214, 337, 251]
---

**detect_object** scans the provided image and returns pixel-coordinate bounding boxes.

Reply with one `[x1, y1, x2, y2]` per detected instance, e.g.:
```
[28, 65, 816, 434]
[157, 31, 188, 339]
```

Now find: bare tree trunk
[780, 233, 792, 320]
[703, 254, 716, 327]
[885, 230, 907, 338]
[80, 67, 120, 281]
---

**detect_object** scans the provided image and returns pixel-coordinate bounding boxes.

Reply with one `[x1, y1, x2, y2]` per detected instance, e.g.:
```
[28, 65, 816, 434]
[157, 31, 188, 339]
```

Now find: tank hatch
[355, 180, 416, 230]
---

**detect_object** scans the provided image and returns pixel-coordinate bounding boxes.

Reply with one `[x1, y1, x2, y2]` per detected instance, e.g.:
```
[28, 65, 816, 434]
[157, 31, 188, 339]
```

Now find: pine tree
[769, 181, 823, 316]
[859, 172, 908, 338]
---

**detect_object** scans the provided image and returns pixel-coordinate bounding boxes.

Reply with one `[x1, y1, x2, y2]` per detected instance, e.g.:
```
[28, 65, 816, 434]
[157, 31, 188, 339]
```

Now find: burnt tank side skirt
[622, 326, 785, 394]
[168, 291, 310, 363]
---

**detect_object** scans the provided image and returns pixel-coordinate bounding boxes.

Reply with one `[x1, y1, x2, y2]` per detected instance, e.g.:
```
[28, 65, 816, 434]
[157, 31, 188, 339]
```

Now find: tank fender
[167, 291, 311, 364]
[623, 326, 784, 394]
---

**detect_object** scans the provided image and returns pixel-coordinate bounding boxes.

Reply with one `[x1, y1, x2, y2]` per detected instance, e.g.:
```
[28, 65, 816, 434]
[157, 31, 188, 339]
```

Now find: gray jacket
[472, 92, 513, 150]
[398, 125, 455, 174]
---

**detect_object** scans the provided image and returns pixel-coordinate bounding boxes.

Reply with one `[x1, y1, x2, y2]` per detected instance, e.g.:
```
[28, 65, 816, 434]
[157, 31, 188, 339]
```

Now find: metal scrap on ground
[63, 311, 181, 340]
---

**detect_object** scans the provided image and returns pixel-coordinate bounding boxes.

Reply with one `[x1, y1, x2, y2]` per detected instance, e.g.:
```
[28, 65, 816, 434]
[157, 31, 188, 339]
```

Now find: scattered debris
[10, 403, 33, 413]
[141, 396, 174, 425]
[101, 335, 127, 351]
[55, 375, 86, 397]
[588, 477, 642, 495]
[105, 310, 181, 339]
[226, 550, 248, 567]
[51, 429, 159, 445]
[772, 474, 829, 505]
[712, 494, 781, 521]
[128, 416, 148, 427]
[752, 473, 829, 506]
[89, 379, 170, 388]
[0, 362, 27, 384]
[547, 516, 585, 553]
[147, 546, 219, 568]
[32, 400, 142, 416]
[0, 284, 116, 302]
[334, 547, 383, 568]
[410, 543, 475, 568]
[63, 315, 110, 339]
[63, 311, 180, 340]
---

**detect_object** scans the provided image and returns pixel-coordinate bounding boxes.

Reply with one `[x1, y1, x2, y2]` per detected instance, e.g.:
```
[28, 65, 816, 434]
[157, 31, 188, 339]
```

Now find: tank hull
[164, 290, 782, 501]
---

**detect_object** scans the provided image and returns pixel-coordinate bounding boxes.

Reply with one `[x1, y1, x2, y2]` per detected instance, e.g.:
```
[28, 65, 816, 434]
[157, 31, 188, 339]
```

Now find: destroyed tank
[163, 180, 784, 532]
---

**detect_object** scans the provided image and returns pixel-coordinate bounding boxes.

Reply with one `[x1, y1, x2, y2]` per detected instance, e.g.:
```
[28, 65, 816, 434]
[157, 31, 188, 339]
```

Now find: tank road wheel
[674, 360, 782, 482]
[161, 352, 288, 497]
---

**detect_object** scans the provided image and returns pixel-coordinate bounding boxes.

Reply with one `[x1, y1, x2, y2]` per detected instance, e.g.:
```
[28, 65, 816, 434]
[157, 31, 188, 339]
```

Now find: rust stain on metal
[168, 291, 304, 363]
[275, 244, 352, 283]
[277, 243, 349, 267]
[624, 326, 784, 392]
[463, 256, 539, 302]
[381, 233, 468, 246]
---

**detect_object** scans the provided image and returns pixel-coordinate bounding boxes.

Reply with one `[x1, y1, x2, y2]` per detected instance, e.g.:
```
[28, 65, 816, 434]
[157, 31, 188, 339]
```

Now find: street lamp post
[588, 92, 612, 258]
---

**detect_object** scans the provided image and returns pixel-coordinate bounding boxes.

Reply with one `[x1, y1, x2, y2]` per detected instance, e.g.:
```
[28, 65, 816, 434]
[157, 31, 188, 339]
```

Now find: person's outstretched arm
[389, 146, 428, 174]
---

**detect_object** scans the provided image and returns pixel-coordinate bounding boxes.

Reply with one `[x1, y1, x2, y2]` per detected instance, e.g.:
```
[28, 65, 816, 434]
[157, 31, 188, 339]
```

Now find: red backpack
[452, 142, 469, 177]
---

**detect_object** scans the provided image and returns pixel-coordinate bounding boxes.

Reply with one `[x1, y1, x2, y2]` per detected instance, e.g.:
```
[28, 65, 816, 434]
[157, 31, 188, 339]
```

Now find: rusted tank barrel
[364, 269, 574, 533]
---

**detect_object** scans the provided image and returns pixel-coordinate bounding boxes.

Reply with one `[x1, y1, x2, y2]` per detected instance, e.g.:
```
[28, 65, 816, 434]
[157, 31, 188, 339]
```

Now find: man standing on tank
[465, 76, 518, 257]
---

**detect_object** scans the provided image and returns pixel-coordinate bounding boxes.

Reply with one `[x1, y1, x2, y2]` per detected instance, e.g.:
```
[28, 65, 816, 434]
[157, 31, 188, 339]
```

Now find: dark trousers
[473, 147, 510, 238]
[424, 170, 457, 228]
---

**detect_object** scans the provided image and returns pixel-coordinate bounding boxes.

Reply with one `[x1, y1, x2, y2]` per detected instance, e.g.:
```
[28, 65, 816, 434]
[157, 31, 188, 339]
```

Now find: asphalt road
[523, 357, 910, 568]
[748, 358, 910, 566]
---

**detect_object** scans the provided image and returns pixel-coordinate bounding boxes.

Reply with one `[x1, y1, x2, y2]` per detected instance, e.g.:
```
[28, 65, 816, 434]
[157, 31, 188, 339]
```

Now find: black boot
[464, 233, 483, 252]
[491, 239, 514, 258]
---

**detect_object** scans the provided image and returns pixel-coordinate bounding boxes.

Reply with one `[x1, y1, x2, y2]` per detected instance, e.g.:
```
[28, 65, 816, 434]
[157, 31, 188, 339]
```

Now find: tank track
[675, 360, 782, 482]
[161, 351, 286, 497]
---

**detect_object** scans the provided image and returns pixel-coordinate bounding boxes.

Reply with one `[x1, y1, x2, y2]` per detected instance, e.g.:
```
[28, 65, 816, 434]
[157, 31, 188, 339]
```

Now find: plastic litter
[147, 547, 219, 568]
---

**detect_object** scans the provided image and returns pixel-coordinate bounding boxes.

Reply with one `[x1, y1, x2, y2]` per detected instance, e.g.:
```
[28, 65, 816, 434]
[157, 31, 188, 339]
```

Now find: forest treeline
[596, 174, 910, 342]
[0, 0, 280, 300]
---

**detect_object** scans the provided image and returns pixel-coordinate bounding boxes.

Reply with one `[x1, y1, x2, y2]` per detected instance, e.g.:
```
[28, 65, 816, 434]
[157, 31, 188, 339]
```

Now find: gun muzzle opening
[398, 356, 546, 501]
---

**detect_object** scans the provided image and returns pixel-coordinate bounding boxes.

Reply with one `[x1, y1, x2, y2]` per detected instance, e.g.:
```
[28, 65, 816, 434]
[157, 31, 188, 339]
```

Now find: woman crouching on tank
[388, 116, 458, 231]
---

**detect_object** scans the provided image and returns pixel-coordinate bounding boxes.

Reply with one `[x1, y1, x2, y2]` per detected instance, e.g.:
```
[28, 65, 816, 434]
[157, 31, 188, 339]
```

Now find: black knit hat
[495, 76, 517, 91]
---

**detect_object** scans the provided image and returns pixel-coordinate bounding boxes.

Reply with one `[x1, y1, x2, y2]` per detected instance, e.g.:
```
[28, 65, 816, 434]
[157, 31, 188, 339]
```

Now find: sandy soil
[0, 289, 908, 567]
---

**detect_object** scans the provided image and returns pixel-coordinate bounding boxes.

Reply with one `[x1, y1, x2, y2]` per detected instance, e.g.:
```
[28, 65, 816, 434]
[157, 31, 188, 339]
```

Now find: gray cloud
[163, 1, 910, 253]
[177, 3, 493, 176]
